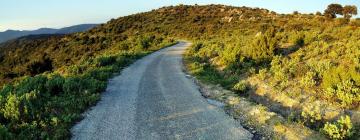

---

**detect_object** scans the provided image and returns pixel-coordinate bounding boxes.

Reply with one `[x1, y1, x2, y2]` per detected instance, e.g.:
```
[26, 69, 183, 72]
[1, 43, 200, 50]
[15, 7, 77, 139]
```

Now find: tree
[324, 4, 343, 18]
[343, 5, 358, 19]
[316, 11, 322, 16]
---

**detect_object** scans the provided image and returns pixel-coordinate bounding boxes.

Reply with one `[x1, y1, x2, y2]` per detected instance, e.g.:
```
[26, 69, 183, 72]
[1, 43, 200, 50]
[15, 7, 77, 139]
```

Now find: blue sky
[1, 0, 359, 31]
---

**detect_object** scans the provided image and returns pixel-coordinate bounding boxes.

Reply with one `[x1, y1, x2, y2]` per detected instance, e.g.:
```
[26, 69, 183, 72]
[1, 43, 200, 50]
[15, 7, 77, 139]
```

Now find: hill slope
[0, 4, 359, 139]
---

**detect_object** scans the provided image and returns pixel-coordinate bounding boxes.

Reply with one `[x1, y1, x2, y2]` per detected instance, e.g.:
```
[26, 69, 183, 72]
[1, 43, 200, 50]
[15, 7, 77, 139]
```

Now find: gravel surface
[71, 42, 253, 140]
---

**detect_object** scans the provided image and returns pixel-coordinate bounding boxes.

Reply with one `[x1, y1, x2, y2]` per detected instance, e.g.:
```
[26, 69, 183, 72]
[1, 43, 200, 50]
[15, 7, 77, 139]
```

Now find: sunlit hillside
[0, 4, 359, 139]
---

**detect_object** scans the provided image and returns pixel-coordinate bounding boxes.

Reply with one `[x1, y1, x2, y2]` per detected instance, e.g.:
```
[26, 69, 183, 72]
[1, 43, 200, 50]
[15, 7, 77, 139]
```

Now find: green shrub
[257, 68, 268, 80]
[233, 80, 248, 93]
[0, 124, 12, 140]
[192, 42, 203, 52]
[0, 85, 13, 97]
[322, 115, 353, 139]
[96, 55, 116, 67]
[322, 66, 360, 90]
[45, 74, 65, 95]
[325, 80, 360, 108]
[15, 75, 47, 95]
[62, 77, 82, 95]
[137, 35, 155, 50]
[270, 56, 290, 90]
[244, 28, 278, 62]
[300, 71, 317, 88]
[304, 31, 320, 45]
[20, 90, 40, 120]
[114, 55, 127, 67]
[2, 94, 20, 121]
[301, 103, 322, 124]
[87, 68, 113, 81]
[80, 77, 106, 94]
[306, 59, 332, 77]
[289, 31, 305, 46]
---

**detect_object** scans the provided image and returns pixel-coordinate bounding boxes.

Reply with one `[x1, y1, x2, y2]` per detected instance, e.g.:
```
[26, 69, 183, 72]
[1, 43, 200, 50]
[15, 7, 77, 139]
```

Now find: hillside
[0, 24, 98, 43]
[0, 4, 359, 139]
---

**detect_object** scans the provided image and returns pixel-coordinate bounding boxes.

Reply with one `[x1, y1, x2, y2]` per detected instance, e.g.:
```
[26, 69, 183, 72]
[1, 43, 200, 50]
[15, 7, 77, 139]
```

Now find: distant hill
[0, 24, 98, 43]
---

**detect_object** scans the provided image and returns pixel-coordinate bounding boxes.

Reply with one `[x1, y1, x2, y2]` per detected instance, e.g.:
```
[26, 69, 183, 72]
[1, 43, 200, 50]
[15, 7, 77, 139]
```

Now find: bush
[233, 80, 248, 93]
[115, 55, 133, 67]
[26, 57, 53, 76]
[300, 71, 317, 88]
[0, 124, 12, 140]
[80, 77, 106, 94]
[96, 56, 116, 67]
[244, 28, 278, 63]
[322, 66, 360, 90]
[62, 77, 82, 95]
[192, 42, 203, 52]
[45, 74, 65, 95]
[137, 35, 155, 50]
[289, 32, 305, 46]
[87, 68, 113, 81]
[322, 115, 353, 139]
[270, 56, 290, 90]
[15, 75, 47, 95]
[2, 94, 20, 121]
[301, 103, 322, 124]
[325, 80, 360, 108]
[257, 68, 267, 80]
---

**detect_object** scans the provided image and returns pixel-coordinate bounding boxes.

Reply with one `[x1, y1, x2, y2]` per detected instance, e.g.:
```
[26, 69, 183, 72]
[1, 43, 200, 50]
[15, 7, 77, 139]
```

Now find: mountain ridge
[0, 24, 98, 43]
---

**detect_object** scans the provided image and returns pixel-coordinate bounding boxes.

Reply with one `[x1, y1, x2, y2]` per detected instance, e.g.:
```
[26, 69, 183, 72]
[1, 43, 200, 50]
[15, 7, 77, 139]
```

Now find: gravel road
[71, 42, 253, 140]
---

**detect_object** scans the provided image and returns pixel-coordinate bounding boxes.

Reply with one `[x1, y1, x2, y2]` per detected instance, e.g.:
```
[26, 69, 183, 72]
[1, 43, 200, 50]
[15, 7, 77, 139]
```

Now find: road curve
[71, 42, 253, 140]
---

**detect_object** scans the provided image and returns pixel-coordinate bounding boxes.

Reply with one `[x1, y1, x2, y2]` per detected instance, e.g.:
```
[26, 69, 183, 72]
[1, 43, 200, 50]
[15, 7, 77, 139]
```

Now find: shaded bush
[27, 57, 53, 76]
[289, 32, 305, 46]
[137, 35, 155, 50]
[46, 74, 65, 95]
[96, 56, 116, 67]
[232, 80, 249, 94]
[62, 77, 83, 95]
[0, 124, 12, 140]
[15, 75, 48, 95]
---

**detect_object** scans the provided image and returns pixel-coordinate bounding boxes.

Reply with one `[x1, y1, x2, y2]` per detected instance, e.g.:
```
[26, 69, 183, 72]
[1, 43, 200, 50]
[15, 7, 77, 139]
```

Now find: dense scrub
[0, 40, 175, 139]
[180, 4, 360, 140]
[1, 4, 360, 139]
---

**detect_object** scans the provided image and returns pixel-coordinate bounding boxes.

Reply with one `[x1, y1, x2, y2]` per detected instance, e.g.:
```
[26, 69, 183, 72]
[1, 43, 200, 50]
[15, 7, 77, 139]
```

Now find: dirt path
[71, 42, 252, 140]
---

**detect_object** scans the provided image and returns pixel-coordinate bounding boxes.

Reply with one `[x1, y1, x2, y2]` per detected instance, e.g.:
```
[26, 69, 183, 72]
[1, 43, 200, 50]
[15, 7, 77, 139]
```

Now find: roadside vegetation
[0, 3, 359, 139]
[184, 3, 360, 140]
[0, 29, 175, 139]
